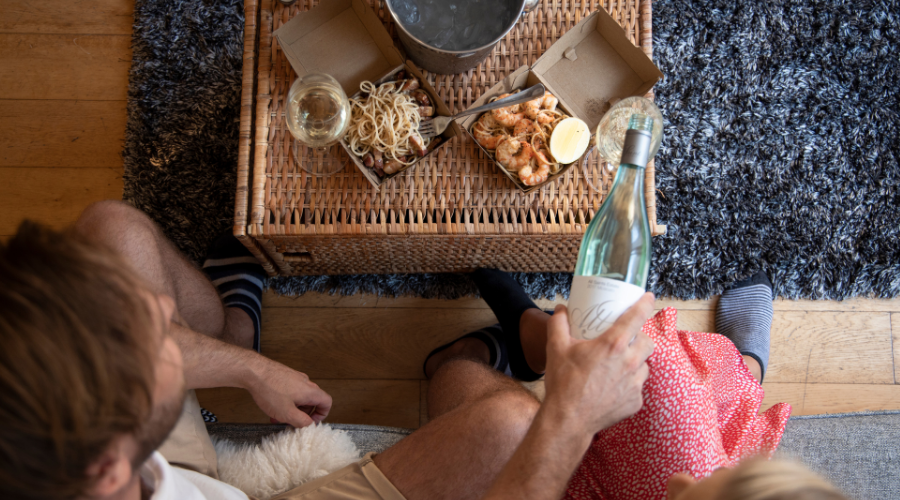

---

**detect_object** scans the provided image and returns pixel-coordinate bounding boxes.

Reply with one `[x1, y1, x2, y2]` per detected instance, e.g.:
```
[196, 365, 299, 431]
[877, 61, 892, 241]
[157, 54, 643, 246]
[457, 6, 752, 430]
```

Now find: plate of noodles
[468, 89, 570, 189]
[341, 66, 456, 186]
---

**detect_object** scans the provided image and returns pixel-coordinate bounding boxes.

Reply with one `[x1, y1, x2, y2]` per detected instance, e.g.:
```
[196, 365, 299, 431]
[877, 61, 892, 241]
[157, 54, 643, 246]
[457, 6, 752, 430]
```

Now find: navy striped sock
[716, 271, 774, 382]
[202, 234, 265, 352]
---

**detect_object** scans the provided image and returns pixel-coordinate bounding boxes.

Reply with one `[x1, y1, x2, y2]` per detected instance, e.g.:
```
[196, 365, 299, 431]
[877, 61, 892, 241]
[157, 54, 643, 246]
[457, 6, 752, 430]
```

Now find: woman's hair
[0, 221, 157, 500]
[717, 459, 848, 500]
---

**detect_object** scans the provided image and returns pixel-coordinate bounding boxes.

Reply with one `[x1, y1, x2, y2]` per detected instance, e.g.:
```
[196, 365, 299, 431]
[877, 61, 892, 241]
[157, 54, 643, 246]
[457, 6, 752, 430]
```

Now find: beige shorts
[271, 452, 405, 500]
[157, 391, 405, 500]
[157, 390, 220, 478]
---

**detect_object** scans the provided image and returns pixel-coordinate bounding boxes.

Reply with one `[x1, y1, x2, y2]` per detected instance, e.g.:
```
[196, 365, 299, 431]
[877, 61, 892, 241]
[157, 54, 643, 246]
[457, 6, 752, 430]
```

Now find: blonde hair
[717, 459, 848, 500]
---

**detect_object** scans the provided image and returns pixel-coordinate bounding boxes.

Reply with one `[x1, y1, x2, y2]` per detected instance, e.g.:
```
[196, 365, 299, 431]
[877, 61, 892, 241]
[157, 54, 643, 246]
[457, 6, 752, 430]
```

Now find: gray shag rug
[123, 0, 900, 300]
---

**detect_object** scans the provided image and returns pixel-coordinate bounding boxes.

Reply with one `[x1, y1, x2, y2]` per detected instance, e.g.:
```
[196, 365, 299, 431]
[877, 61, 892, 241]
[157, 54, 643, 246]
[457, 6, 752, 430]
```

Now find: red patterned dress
[564, 308, 792, 500]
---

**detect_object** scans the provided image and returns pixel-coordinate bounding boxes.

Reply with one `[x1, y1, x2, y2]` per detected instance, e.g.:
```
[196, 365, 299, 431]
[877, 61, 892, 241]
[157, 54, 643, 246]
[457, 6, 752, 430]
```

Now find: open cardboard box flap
[274, 0, 458, 191]
[274, 0, 404, 97]
[530, 8, 663, 130]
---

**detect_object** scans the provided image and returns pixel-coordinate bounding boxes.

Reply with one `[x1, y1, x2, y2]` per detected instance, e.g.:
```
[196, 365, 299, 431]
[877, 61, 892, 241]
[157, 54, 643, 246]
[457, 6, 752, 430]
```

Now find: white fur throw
[212, 425, 361, 500]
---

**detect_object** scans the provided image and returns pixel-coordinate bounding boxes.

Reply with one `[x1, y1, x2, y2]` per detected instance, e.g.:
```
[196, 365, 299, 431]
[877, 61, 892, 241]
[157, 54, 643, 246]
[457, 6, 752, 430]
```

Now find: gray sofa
[208, 410, 900, 500]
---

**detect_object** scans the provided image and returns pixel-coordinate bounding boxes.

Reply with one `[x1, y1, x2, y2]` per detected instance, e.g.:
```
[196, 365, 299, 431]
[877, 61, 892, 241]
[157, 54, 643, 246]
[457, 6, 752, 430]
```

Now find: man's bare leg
[519, 308, 551, 374]
[75, 200, 252, 348]
[375, 357, 540, 500]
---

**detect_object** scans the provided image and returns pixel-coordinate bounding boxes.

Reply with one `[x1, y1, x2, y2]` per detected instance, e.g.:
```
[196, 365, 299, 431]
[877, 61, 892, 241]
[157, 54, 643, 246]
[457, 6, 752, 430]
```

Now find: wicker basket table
[235, 0, 666, 276]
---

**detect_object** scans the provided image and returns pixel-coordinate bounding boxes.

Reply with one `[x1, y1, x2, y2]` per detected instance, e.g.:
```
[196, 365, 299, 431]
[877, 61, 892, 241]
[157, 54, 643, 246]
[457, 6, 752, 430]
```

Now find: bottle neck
[620, 127, 652, 168]
[609, 162, 645, 203]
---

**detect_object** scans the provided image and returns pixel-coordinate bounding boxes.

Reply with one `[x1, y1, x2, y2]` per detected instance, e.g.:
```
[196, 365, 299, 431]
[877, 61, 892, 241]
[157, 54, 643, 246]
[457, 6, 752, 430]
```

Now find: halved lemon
[549, 117, 591, 164]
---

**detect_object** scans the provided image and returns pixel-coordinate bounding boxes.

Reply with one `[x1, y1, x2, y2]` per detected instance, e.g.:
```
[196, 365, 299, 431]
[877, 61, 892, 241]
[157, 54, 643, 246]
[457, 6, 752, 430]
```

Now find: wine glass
[595, 96, 663, 167]
[286, 72, 352, 176]
[582, 96, 663, 193]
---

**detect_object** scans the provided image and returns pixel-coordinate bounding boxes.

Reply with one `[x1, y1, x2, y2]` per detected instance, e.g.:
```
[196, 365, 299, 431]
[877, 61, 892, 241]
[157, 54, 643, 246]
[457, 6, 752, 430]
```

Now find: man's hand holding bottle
[543, 293, 656, 435]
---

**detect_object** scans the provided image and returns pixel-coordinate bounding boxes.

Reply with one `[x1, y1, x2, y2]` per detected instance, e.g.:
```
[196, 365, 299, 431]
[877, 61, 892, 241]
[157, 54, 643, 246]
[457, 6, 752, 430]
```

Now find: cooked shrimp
[523, 98, 542, 120]
[518, 161, 550, 186]
[533, 145, 553, 168]
[491, 93, 525, 127]
[523, 92, 560, 125]
[540, 93, 558, 112]
[495, 137, 534, 172]
[524, 92, 559, 119]
[480, 112, 501, 129]
[534, 111, 557, 125]
[513, 118, 539, 137]
[530, 137, 553, 166]
[473, 114, 507, 149]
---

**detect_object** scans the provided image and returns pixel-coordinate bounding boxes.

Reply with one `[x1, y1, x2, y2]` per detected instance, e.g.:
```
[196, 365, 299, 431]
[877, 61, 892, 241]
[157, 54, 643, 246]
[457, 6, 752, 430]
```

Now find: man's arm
[482, 295, 656, 500]
[481, 405, 594, 500]
[169, 319, 332, 427]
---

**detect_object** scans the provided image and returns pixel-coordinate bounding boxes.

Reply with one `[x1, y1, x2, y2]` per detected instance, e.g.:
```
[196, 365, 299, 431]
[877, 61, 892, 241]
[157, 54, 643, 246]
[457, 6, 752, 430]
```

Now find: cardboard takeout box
[459, 8, 663, 193]
[274, 0, 460, 190]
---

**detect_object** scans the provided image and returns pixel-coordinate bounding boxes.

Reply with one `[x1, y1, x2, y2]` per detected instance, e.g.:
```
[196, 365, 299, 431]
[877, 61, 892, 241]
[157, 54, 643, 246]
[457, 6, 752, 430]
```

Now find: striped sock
[716, 271, 774, 382]
[202, 233, 265, 352]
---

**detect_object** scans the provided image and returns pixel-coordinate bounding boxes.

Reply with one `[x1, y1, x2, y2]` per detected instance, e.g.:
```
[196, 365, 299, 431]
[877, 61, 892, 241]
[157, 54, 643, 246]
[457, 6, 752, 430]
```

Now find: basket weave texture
[235, 0, 663, 276]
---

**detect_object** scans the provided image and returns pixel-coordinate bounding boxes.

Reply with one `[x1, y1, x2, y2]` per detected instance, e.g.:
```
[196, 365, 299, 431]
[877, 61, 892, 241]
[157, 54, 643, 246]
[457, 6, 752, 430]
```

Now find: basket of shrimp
[459, 9, 664, 193]
[340, 63, 460, 189]
[462, 70, 585, 193]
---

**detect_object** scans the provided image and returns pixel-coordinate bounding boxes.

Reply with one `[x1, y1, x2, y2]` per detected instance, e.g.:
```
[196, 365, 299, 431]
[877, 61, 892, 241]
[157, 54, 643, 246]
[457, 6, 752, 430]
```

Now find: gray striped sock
[715, 272, 773, 382]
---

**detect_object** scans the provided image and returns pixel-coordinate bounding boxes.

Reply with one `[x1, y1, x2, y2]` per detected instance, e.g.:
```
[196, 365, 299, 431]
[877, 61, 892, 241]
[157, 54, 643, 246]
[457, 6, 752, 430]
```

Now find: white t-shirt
[141, 451, 249, 500]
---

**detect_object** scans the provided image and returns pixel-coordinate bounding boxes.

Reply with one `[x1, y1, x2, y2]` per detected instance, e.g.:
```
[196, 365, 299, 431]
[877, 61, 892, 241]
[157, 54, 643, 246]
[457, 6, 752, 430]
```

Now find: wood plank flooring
[198, 292, 900, 428]
[0, 100, 128, 167]
[0, 0, 131, 239]
[4, 0, 900, 430]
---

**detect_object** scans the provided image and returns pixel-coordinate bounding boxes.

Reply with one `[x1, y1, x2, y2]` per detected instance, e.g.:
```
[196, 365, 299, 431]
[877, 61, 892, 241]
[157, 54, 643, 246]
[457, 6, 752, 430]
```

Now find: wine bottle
[568, 114, 654, 340]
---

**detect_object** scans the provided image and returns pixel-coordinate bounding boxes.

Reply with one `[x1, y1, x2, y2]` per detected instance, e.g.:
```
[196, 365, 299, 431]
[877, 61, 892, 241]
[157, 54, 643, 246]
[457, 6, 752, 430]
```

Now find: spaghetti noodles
[346, 79, 433, 177]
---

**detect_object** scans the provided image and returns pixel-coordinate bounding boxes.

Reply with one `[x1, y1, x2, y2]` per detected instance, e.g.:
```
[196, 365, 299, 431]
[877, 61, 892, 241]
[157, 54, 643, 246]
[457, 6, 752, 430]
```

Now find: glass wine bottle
[568, 114, 654, 340]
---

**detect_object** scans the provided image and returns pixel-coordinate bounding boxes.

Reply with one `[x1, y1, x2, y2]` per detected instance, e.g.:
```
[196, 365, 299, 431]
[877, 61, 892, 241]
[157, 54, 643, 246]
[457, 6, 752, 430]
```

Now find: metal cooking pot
[385, 0, 540, 75]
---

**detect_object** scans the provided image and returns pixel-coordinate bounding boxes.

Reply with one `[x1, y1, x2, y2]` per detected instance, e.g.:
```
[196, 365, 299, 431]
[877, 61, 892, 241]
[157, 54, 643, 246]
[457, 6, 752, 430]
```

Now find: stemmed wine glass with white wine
[286, 72, 352, 176]
[595, 96, 663, 167]
[581, 96, 663, 193]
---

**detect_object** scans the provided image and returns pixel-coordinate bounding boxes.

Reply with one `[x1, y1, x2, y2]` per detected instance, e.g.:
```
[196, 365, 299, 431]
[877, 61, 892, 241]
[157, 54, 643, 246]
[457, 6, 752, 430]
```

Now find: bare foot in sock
[716, 270, 773, 384]
[202, 232, 266, 352]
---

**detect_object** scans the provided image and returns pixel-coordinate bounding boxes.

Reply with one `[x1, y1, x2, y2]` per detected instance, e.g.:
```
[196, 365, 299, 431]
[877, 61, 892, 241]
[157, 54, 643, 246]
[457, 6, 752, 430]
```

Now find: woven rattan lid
[531, 8, 663, 130]
[274, 0, 404, 96]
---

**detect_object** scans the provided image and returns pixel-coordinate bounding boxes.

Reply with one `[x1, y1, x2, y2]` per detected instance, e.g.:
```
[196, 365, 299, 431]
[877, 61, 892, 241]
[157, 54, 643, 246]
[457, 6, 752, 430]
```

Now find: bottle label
[567, 276, 646, 340]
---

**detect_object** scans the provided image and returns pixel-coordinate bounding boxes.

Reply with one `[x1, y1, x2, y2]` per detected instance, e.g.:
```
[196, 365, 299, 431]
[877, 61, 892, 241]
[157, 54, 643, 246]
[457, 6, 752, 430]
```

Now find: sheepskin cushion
[212, 424, 361, 500]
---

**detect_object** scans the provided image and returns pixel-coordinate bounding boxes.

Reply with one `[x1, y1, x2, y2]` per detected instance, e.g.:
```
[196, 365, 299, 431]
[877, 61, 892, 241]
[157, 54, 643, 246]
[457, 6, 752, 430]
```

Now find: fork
[418, 84, 546, 140]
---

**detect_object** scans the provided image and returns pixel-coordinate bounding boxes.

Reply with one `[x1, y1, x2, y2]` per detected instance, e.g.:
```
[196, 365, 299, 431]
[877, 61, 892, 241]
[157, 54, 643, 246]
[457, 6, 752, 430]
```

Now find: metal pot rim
[384, 0, 527, 56]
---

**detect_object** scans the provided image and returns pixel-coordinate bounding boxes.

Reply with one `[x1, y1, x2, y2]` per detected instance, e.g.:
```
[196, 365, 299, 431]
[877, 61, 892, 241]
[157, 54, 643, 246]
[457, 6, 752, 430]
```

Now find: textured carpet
[123, 0, 900, 300]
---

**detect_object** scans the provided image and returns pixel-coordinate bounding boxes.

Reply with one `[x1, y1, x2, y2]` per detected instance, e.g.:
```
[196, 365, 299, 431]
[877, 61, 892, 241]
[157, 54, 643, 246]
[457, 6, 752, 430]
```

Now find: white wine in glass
[286, 72, 351, 175]
[595, 96, 663, 167]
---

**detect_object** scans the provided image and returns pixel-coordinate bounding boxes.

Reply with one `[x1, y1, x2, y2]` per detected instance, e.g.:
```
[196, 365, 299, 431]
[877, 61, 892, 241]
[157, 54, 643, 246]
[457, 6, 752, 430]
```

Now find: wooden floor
[3, 0, 899, 430]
